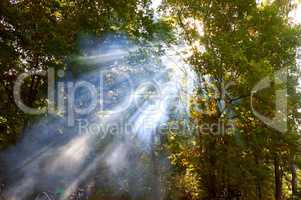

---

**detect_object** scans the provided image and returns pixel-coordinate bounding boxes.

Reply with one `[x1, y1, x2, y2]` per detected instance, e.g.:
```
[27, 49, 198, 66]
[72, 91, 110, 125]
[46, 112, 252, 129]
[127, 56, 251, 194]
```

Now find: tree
[162, 0, 301, 199]
[0, 0, 157, 149]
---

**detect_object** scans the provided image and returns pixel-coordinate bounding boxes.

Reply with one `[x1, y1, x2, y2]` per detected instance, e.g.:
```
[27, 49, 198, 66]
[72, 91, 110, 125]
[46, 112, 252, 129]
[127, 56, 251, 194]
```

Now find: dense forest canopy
[0, 0, 301, 200]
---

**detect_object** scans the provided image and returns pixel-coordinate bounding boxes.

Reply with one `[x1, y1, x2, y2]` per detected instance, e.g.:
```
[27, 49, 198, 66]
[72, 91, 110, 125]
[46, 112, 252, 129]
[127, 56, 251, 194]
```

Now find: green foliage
[0, 0, 301, 199]
[0, 0, 163, 149]
[162, 0, 301, 199]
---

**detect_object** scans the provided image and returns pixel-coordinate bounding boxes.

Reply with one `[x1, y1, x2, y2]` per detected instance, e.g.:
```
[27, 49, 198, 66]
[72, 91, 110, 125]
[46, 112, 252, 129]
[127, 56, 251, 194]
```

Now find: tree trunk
[290, 157, 298, 198]
[207, 138, 217, 200]
[151, 135, 161, 200]
[255, 155, 262, 200]
[256, 178, 262, 200]
[208, 168, 217, 199]
[274, 155, 282, 200]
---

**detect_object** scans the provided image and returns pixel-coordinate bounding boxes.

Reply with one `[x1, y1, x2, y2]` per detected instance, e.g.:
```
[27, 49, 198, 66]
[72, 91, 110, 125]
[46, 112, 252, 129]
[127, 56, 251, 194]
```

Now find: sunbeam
[0, 35, 195, 200]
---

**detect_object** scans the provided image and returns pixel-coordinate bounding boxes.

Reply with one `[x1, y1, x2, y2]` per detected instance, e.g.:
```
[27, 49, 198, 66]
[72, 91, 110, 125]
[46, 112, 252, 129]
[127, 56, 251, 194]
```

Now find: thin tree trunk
[256, 177, 262, 200]
[151, 135, 161, 200]
[208, 168, 217, 199]
[255, 155, 262, 200]
[207, 138, 217, 200]
[274, 155, 282, 200]
[290, 157, 298, 198]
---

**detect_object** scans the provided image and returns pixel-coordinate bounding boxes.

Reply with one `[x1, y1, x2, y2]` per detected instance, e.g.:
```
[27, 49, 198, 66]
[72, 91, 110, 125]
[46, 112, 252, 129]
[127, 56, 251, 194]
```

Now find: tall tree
[0, 0, 157, 149]
[162, 0, 301, 199]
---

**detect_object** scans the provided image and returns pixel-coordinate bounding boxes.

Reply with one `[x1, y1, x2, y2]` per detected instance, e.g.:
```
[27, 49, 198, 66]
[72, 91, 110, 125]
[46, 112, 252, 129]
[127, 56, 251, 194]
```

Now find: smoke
[0, 34, 195, 200]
